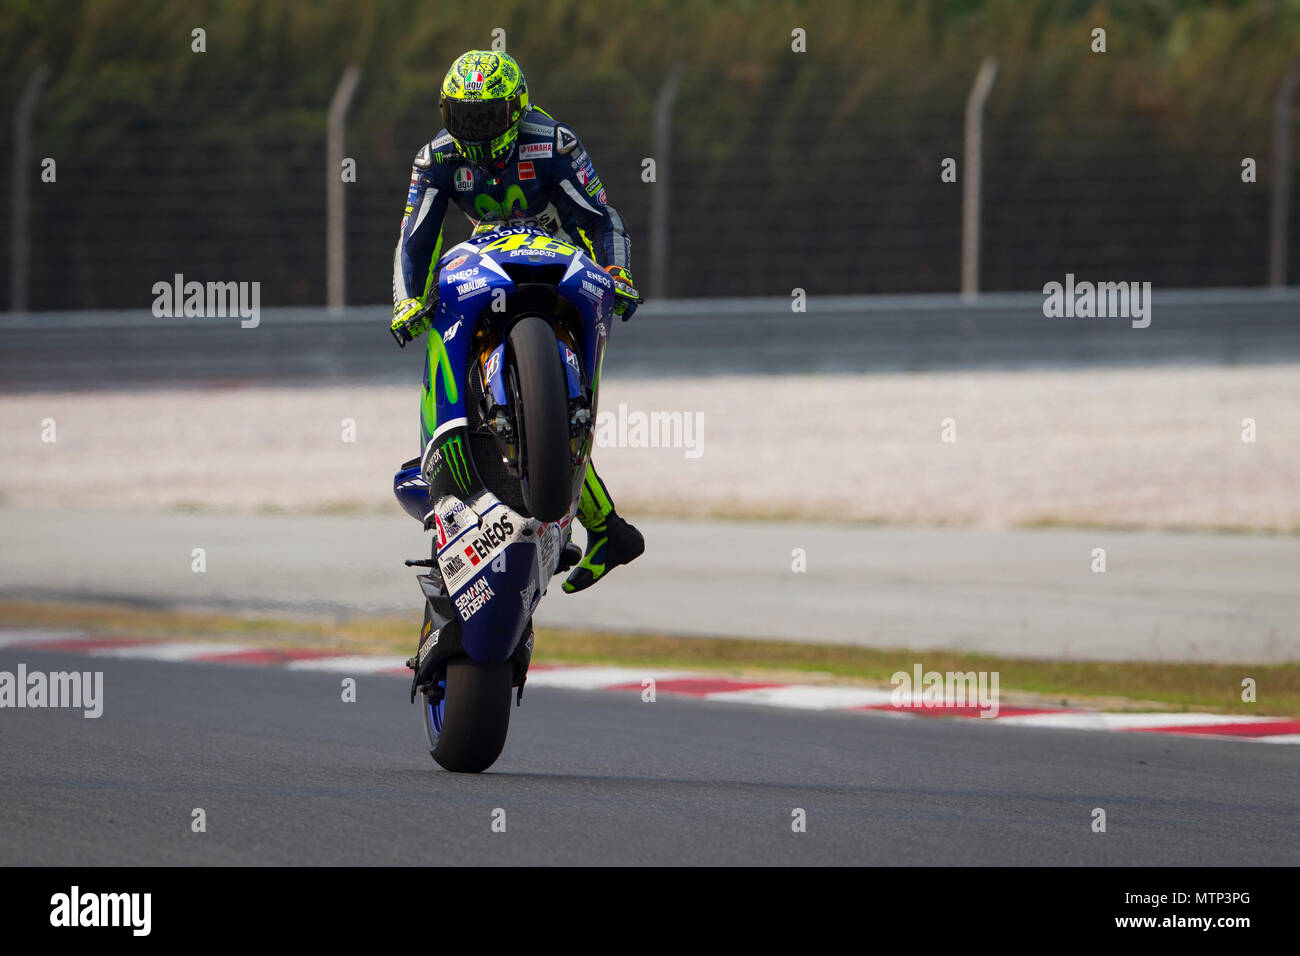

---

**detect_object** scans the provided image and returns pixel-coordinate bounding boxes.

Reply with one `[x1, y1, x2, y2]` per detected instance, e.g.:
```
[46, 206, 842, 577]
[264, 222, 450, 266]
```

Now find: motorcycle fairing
[401, 224, 608, 670]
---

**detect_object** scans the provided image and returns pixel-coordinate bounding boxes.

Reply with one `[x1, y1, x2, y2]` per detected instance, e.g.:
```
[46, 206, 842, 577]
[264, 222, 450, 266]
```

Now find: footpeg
[554, 541, 581, 575]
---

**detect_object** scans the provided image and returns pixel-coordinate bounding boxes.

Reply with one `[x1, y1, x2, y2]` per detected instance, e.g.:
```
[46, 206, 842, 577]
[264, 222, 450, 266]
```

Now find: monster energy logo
[440, 435, 473, 495]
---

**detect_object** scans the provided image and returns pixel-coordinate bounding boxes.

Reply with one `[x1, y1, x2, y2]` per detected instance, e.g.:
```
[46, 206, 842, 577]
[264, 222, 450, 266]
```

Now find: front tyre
[508, 315, 572, 522]
[424, 659, 514, 773]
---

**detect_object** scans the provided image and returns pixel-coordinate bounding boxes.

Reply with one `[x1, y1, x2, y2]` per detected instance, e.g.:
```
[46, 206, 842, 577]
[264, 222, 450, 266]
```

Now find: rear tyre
[426, 659, 514, 773]
[508, 315, 571, 522]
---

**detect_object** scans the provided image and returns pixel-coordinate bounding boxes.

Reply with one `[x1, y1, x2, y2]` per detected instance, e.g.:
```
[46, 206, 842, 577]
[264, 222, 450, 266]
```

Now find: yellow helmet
[439, 50, 530, 168]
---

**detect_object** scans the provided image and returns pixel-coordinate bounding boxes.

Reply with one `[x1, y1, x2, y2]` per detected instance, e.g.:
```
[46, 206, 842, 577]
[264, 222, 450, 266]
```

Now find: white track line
[0, 629, 87, 647]
[525, 666, 691, 690]
[285, 655, 409, 673]
[705, 685, 899, 710]
[993, 712, 1281, 731]
[91, 642, 260, 661]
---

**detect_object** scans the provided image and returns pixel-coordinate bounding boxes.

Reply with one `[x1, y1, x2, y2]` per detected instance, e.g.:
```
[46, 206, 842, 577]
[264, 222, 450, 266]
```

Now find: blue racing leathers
[392, 107, 631, 310]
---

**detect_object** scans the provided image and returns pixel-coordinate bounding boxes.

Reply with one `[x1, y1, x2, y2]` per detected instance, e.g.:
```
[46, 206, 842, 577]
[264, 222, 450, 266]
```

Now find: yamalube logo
[152, 273, 260, 328]
[1042, 273, 1151, 329]
[50, 886, 151, 936]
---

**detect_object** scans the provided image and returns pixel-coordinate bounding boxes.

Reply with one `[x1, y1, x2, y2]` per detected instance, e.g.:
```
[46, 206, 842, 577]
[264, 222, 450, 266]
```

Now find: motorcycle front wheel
[507, 314, 572, 522]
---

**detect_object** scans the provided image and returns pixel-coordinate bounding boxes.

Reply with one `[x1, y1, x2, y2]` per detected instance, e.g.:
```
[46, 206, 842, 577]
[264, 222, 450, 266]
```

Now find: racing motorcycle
[391, 221, 635, 773]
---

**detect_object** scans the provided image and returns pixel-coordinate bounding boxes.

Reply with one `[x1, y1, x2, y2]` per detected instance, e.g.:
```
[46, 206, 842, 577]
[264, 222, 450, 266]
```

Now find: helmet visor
[442, 98, 512, 144]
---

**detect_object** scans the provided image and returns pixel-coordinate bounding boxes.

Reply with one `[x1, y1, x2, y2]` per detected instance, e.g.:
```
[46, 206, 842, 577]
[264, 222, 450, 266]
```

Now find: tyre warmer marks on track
[2, 630, 1296, 743]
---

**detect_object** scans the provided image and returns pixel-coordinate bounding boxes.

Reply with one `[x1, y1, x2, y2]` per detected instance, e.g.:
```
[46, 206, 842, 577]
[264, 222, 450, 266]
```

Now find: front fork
[480, 359, 593, 481]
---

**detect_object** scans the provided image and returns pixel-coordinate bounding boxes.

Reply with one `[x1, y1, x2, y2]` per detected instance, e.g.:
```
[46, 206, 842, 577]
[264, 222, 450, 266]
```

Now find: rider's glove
[604, 265, 642, 321]
[391, 296, 433, 348]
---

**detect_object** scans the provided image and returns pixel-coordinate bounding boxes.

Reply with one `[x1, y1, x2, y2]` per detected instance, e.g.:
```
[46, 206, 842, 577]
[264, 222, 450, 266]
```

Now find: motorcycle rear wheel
[425, 658, 514, 773]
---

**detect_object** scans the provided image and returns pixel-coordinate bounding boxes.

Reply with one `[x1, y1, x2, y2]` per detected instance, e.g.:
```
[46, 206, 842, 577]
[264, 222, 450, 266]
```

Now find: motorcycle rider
[390, 49, 644, 594]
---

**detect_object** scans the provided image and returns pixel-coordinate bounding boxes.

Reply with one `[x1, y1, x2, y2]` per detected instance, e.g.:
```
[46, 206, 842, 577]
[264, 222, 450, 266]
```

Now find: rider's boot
[563, 464, 644, 594]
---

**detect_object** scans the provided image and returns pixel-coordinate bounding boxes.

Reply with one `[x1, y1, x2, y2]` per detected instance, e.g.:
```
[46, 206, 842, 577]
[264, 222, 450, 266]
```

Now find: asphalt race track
[1, 646, 1296, 866]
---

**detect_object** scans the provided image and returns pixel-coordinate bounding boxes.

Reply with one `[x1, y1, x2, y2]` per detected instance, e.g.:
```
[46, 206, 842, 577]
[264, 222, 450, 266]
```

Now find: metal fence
[3, 63, 1300, 311]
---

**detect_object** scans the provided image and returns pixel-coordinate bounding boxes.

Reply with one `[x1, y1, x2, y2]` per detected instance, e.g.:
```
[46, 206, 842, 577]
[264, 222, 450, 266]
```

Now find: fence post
[327, 64, 362, 310]
[961, 57, 998, 301]
[10, 64, 50, 312]
[649, 64, 685, 301]
[1269, 60, 1300, 288]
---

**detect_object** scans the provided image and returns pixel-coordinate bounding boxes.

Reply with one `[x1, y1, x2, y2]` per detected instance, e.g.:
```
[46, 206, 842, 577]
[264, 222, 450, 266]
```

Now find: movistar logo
[474, 184, 528, 219]
[441, 435, 473, 495]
